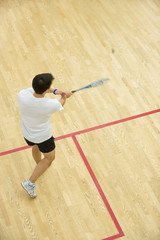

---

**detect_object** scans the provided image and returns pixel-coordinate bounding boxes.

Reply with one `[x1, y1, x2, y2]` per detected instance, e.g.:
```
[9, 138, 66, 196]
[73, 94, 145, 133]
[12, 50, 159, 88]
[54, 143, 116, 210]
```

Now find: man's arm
[46, 88, 73, 106]
[59, 93, 67, 106]
[59, 91, 73, 106]
[46, 88, 73, 98]
[46, 89, 63, 95]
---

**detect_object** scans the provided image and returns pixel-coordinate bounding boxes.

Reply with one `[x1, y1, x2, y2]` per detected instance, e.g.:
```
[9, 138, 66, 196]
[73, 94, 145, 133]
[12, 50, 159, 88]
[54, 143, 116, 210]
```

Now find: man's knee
[44, 151, 55, 165]
[50, 154, 55, 162]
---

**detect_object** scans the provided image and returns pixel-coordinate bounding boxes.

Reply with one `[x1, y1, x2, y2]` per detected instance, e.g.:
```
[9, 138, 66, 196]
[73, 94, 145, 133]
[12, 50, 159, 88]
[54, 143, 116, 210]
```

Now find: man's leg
[32, 145, 41, 164]
[29, 150, 55, 183]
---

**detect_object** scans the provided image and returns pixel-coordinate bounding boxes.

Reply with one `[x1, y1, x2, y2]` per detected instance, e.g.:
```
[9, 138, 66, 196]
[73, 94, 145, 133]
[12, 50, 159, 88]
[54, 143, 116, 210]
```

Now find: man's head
[32, 73, 54, 94]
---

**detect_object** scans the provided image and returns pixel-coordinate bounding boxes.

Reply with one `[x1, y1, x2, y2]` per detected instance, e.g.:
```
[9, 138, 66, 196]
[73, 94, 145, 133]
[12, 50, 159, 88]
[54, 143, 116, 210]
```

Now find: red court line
[102, 233, 124, 240]
[55, 108, 160, 140]
[72, 135, 125, 240]
[1, 109, 159, 239]
[0, 108, 159, 157]
[0, 145, 31, 156]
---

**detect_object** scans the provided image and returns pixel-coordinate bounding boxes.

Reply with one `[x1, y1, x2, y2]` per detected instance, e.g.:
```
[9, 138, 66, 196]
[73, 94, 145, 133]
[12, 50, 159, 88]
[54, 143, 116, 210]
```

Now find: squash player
[18, 73, 72, 198]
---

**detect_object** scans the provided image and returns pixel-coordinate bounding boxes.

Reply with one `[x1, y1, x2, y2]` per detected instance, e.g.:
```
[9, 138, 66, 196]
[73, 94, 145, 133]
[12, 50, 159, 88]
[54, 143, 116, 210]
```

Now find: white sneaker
[21, 180, 37, 198]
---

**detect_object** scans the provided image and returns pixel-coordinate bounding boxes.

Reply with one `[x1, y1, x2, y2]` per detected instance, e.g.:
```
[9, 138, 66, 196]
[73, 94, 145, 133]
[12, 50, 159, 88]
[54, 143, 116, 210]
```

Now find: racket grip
[71, 90, 76, 93]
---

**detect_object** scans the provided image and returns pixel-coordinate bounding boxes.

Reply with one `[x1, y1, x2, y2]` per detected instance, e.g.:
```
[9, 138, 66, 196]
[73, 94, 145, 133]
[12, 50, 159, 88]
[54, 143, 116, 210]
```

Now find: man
[18, 73, 72, 198]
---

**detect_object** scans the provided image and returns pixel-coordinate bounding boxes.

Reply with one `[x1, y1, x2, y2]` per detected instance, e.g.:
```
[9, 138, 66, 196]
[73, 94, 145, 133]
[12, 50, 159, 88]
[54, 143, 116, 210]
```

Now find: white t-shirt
[18, 88, 63, 143]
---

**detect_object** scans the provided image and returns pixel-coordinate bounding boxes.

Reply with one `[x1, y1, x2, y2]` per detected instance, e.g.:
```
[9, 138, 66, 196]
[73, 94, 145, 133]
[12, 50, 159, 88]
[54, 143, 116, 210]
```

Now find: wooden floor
[0, 0, 160, 239]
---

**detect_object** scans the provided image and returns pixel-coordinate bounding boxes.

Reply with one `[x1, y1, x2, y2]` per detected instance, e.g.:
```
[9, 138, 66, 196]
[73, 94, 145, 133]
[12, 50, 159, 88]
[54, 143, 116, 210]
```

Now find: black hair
[32, 73, 54, 94]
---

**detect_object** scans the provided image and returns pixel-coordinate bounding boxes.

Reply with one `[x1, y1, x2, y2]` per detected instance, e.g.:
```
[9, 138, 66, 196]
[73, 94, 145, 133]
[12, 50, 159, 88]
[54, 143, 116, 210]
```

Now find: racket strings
[91, 78, 109, 87]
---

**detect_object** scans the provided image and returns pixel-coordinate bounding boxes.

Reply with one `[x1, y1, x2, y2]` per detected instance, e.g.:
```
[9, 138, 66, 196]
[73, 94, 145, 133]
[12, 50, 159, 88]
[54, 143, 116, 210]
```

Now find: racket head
[91, 78, 110, 87]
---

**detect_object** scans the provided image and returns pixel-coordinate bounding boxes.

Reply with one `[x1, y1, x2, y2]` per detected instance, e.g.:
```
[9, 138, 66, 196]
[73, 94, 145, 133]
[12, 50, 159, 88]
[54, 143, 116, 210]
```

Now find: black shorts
[24, 136, 56, 153]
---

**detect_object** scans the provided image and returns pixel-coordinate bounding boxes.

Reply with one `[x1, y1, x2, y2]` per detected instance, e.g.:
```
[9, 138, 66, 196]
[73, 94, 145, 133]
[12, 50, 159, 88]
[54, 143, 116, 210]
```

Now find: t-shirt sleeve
[48, 99, 63, 114]
[27, 88, 34, 93]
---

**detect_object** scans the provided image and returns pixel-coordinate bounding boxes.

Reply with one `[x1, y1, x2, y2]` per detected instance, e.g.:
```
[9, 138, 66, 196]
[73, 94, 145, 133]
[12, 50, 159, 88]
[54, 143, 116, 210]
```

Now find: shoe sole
[21, 182, 37, 198]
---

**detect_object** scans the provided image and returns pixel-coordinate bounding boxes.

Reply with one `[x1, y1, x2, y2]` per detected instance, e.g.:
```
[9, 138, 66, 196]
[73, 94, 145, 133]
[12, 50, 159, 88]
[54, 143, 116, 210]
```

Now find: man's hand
[59, 91, 73, 106]
[61, 92, 67, 99]
[56, 90, 73, 98]
[62, 91, 73, 98]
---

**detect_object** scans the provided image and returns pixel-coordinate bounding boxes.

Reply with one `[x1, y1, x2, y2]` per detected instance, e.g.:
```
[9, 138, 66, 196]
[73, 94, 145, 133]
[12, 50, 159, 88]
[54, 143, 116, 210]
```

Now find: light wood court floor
[0, 0, 160, 240]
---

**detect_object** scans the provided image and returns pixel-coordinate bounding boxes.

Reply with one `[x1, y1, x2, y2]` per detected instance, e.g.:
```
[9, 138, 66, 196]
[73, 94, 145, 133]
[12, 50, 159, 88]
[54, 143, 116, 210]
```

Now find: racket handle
[71, 90, 76, 93]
